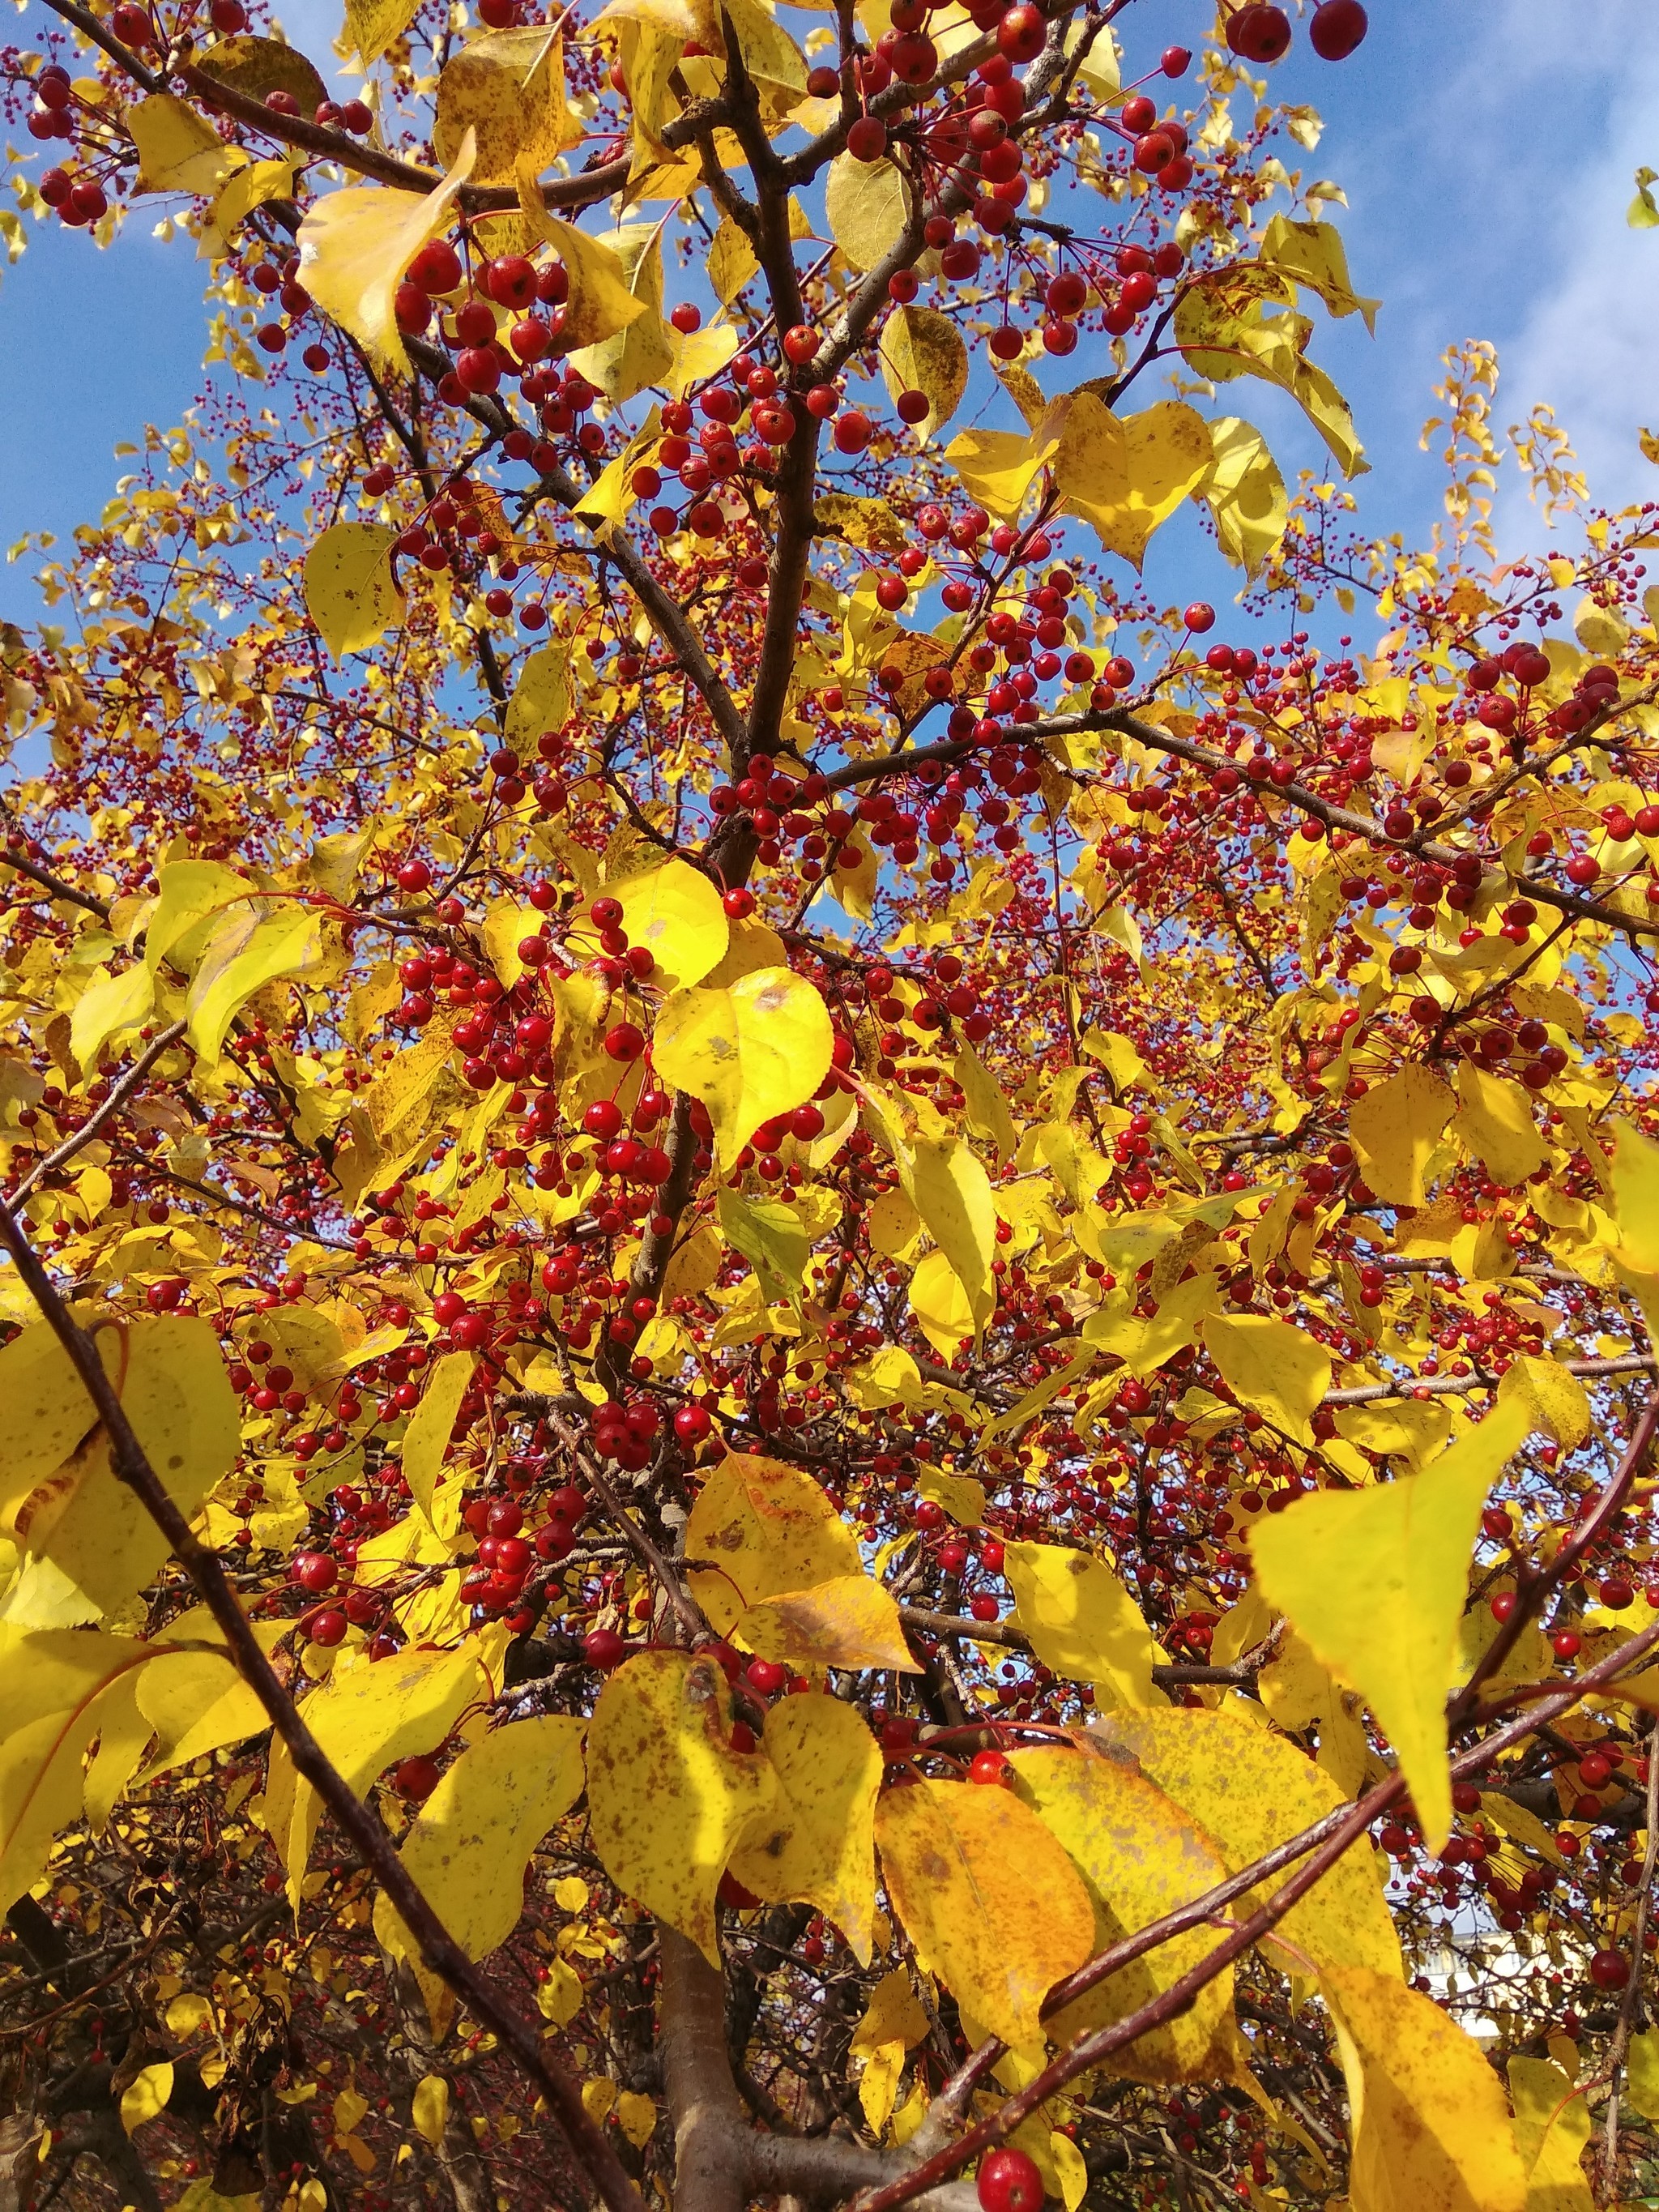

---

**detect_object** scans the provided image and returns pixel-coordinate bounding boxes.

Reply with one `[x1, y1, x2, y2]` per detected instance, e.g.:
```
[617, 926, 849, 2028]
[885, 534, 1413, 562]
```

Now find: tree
[3, 0, 1659, 2205]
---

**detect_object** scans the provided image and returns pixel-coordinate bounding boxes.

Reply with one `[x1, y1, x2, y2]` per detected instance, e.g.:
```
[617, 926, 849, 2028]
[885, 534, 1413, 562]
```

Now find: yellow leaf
[719, 0, 806, 96]
[859, 2040, 906, 2137]
[709, 216, 761, 303]
[194, 34, 327, 113]
[874, 1779, 1094, 2051]
[728, 1692, 881, 1960]
[737, 1574, 917, 1673]
[718, 1189, 809, 1308]
[1054, 394, 1213, 569]
[412, 2074, 449, 2149]
[878, 305, 968, 440]
[1627, 2028, 1659, 2122]
[0, 1317, 237, 1629]
[652, 966, 834, 1171]
[143, 857, 254, 975]
[135, 1638, 270, 1783]
[612, 855, 729, 989]
[1451, 1061, 1546, 1187]
[954, 1042, 1017, 1164]
[1004, 1541, 1166, 1709]
[1174, 267, 1368, 480]
[1050, 2132, 1090, 2212]
[919, 1464, 984, 1527]
[944, 423, 1059, 521]
[296, 131, 477, 377]
[263, 1644, 485, 1901]
[565, 220, 675, 402]
[212, 155, 295, 238]
[1201, 1313, 1331, 1446]
[903, 1132, 996, 1331]
[125, 95, 240, 194]
[684, 1453, 860, 1635]
[616, 2090, 657, 2150]
[824, 150, 911, 270]
[1248, 1402, 1530, 1851]
[537, 1956, 583, 2025]
[586, 1650, 777, 1963]
[0, 1628, 153, 1913]
[1348, 1065, 1456, 1207]
[1333, 1397, 1451, 1471]
[1508, 2057, 1593, 2212]
[505, 638, 571, 749]
[1495, 1357, 1591, 1449]
[1014, 1748, 1237, 2083]
[1090, 1707, 1401, 1980]
[1201, 416, 1288, 579]
[120, 2060, 174, 2133]
[1259, 214, 1380, 333]
[1321, 1966, 1527, 2212]
[397, 1351, 475, 1536]
[851, 1964, 930, 2055]
[70, 962, 156, 1073]
[184, 901, 325, 1064]
[346, 0, 422, 64]
[433, 26, 582, 186]
[909, 1247, 976, 1356]
[302, 522, 403, 660]
[376, 1715, 586, 1966]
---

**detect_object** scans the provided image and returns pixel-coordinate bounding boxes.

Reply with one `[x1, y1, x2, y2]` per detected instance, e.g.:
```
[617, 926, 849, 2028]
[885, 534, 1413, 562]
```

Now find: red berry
[847, 116, 887, 161]
[392, 1754, 441, 1800]
[996, 2, 1044, 61]
[1589, 1948, 1630, 1991]
[1226, 4, 1292, 62]
[292, 1551, 337, 1595]
[583, 1628, 626, 1669]
[1309, 0, 1367, 60]
[723, 886, 756, 918]
[674, 1403, 713, 1445]
[968, 1749, 1011, 1786]
[603, 1023, 645, 1061]
[308, 1608, 348, 1647]
[1183, 601, 1216, 634]
[978, 2146, 1043, 2212]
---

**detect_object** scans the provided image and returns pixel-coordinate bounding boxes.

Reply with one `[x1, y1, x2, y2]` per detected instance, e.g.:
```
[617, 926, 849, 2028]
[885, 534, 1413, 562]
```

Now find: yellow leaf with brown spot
[728, 1692, 881, 1960]
[684, 1453, 860, 1634]
[1090, 1706, 1401, 1980]
[1451, 1061, 1546, 1187]
[878, 305, 968, 440]
[1013, 1747, 1237, 2082]
[874, 1779, 1094, 2051]
[1322, 1966, 1526, 2212]
[586, 1650, 777, 1963]
[1496, 1356, 1591, 1448]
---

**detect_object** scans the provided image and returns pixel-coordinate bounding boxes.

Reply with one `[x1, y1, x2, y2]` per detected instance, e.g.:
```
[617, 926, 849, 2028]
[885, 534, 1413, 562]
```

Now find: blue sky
[3, 2, 1657, 624]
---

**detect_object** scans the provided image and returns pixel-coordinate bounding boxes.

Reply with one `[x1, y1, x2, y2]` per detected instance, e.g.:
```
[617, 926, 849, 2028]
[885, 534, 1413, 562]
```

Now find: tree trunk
[659, 1928, 749, 2212]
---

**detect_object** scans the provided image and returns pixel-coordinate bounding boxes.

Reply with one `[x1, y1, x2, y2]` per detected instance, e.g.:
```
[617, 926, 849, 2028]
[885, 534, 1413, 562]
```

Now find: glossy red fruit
[1589, 1947, 1631, 1991]
[292, 1551, 337, 1595]
[996, 2, 1044, 60]
[392, 1754, 441, 1800]
[1226, 4, 1291, 62]
[968, 1749, 1011, 1785]
[1183, 601, 1216, 634]
[978, 2146, 1044, 2212]
[847, 115, 887, 161]
[1309, 0, 1367, 59]
[674, 1403, 713, 1445]
[308, 1608, 348, 1647]
[583, 1628, 626, 1668]
[723, 885, 756, 917]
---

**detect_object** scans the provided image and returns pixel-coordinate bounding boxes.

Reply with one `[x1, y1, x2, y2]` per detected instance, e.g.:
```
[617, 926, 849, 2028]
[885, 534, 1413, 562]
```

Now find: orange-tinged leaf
[727, 1692, 881, 1960]
[586, 1650, 777, 1964]
[1013, 1747, 1239, 2082]
[1248, 1401, 1530, 1851]
[875, 1779, 1094, 2051]
[736, 1575, 918, 1674]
